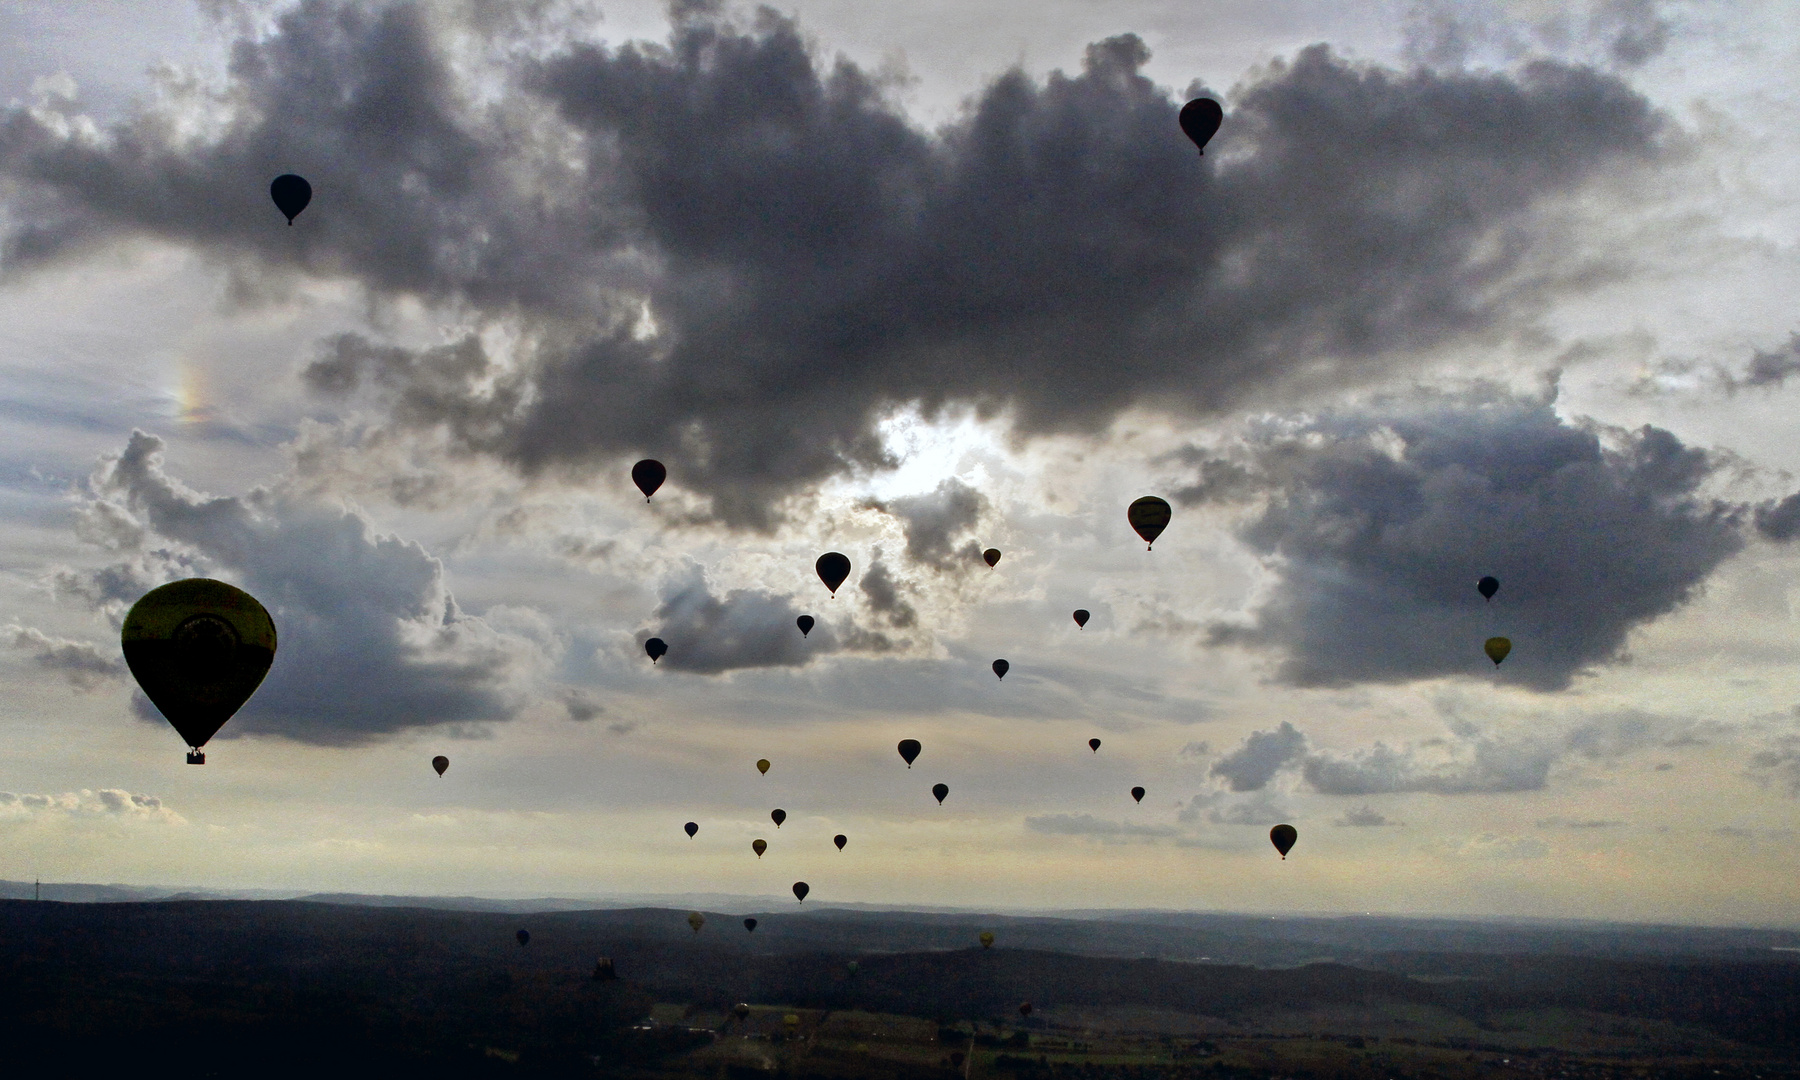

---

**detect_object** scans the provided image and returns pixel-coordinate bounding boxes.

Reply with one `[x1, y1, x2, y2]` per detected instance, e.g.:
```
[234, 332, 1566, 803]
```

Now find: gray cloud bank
[0, 1, 1662, 526]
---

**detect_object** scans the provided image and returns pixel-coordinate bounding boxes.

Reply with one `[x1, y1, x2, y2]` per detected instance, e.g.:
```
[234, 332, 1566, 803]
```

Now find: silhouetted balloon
[785, 1014, 800, 1028]
[757, 758, 771, 775]
[516, 929, 530, 947]
[1018, 1002, 1033, 1018]
[1179, 98, 1224, 155]
[688, 911, 705, 933]
[122, 578, 277, 762]
[685, 821, 698, 838]
[1131, 786, 1145, 803]
[847, 961, 859, 975]
[432, 755, 448, 777]
[632, 459, 666, 499]
[1485, 637, 1512, 666]
[753, 839, 767, 858]
[771, 808, 786, 828]
[1270, 823, 1298, 859]
[932, 783, 949, 805]
[797, 615, 814, 637]
[834, 834, 847, 851]
[792, 881, 809, 902]
[593, 956, 617, 981]
[1073, 609, 1089, 628]
[743, 920, 757, 934]
[816, 552, 851, 595]
[1128, 496, 1172, 549]
[951, 1052, 966, 1069]
[898, 739, 921, 768]
[1478, 576, 1500, 601]
[992, 659, 1009, 679]
[1089, 738, 1101, 753]
[979, 931, 994, 949]
[270, 174, 311, 224]
[645, 637, 668, 663]
[983, 548, 1002, 568]
[734, 1002, 751, 1017]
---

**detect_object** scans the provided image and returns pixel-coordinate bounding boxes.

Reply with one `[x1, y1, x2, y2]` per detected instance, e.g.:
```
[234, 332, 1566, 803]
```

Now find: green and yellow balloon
[121, 579, 276, 764]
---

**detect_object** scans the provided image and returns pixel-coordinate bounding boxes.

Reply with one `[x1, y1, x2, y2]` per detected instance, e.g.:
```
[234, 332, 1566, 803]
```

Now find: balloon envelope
[122, 578, 277, 753]
[1018, 1003, 1033, 1018]
[792, 881, 809, 902]
[1089, 738, 1101, 753]
[897, 739, 921, 767]
[932, 783, 949, 804]
[847, 961, 859, 975]
[516, 929, 530, 946]
[816, 552, 851, 594]
[734, 1003, 751, 1018]
[757, 758, 771, 775]
[743, 920, 757, 934]
[684, 821, 698, 838]
[1131, 786, 1145, 803]
[796, 615, 814, 637]
[1073, 609, 1089, 628]
[753, 839, 767, 857]
[688, 911, 705, 933]
[992, 659, 1009, 679]
[269, 174, 311, 223]
[1128, 496, 1172, 548]
[983, 548, 1001, 567]
[645, 637, 668, 663]
[771, 808, 786, 828]
[1178, 98, 1224, 154]
[632, 459, 666, 499]
[432, 755, 448, 777]
[1485, 637, 1512, 665]
[833, 834, 847, 851]
[1270, 823, 1298, 859]
[979, 931, 994, 949]
[1478, 575, 1500, 600]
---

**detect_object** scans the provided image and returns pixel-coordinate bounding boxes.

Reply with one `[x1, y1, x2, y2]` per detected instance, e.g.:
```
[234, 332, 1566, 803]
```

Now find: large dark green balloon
[1128, 497, 1171, 549]
[816, 552, 851, 595]
[122, 579, 276, 759]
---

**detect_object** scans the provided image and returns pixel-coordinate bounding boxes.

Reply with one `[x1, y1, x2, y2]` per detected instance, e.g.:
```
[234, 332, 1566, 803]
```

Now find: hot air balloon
[1073, 609, 1089, 628]
[979, 932, 994, 949]
[1478, 576, 1499, 601]
[632, 459, 666, 500]
[771, 809, 786, 828]
[983, 548, 1001, 568]
[753, 839, 767, 858]
[1270, 823, 1297, 859]
[1131, 786, 1145, 803]
[685, 821, 698, 838]
[784, 1014, 800, 1029]
[688, 911, 705, 933]
[1089, 738, 1101, 753]
[593, 957, 617, 981]
[645, 637, 668, 663]
[1179, 98, 1224, 155]
[833, 834, 847, 851]
[743, 919, 757, 933]
[816, 552, 851, 596]
[757, 758, 771, 776]
[992, 659, 1009, 680]
[1485, 637, 1512, 666]
[734, 1003, 751, 1018]
[1018, 1003, 1033, 1018]
[847, 961, 859, 976]
[898, 739, 921, 768]
[121, 578, 277, 764]
[516, 929, 531, 947]
[1128, 496, 1171, 549]
[270, 174, 311, 224]
[432, 755, 448, 777]
[932, 783, 949, 805]
[792, 881, 809, 903]
[797, 615, 814, 638]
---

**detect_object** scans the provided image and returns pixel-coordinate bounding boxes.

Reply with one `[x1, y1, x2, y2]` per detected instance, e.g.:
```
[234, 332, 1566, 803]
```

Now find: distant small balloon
[757, 758, 771, 775]
[685, 821, 698, 838]
[1478, 576, 1500, 601]
[797, 615, 814, 638]
[1018, 1002, 1033, 1018]
[1089, 738, 1101, 753]
[516, 929, 530, 947]
[847, 960, 859, 975]
[992, 659, 1009, 680]
[645, 637, 668, 663]
[834, 834, 847, 851]
[1270, 823, 1298, 859]
[983, 548, 1002, 568]
[688, 911, 705, 933]
[432, 755, 448, 777]
[743, 919, 757, 934]
[932, 783, 949, 805]
[753, 838, 767, 858]
[1178, 98, 1224, 155]
[1128, 496, 1172, 549]
[816, 552, 851, 595]
[792, 881, 809, 903]
[979, 931, 995, 949]
[734, 1003, 751, 1018]
[1485, 637, 1512, 666]
[1131, 786, 1145, 803]
[632, 459, 666, 499]
[771, 808, 786, 828]
[898, 739, 921, 768]
[1073, 609, 1089, 628]
[270, 173, 311, 224]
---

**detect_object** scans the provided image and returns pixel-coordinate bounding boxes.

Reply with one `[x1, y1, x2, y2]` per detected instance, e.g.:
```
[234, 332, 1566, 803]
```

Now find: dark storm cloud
[875, 480, 986, 569]
[1209, 721, 1307, 792]
[1200, 392, 1745, 689]
[4, 625, 126, 690]
[0, 1, 1663, 525]
[857, 556, 918, 628]
[647, 564, 837, 673]
[1740, 334, 1800, 390]
[63, 431, 543, 744]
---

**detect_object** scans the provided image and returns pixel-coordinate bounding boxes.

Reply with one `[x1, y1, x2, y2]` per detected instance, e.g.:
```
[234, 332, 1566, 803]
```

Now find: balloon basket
[186, 750, 206, 765]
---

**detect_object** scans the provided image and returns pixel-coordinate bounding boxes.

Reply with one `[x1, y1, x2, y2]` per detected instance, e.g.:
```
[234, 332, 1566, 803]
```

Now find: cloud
[1176, 740, 1212, 760]
[1435, 832, 1549, 859]
[876, 480, 987, 569]
[1754, 492, 1800, 542]
[1179, 789, 1290, 826]
[0, 789, 183, 824]
[0, 2, 1663, 526]
[1333, 805, 1400, 827]
[59, 431, 549, 744]
[1209, 722, 1307, 791]
[857, 556, 918, 629]
[646, 564, 833, 674]
[1747, 736, 1800, 796]
[1534, 817, 1625, 829]
[1024, 813, 1178, 838]
[1201, 392, 1745, 690]
[4, 625, 125, 689]
[559, 688, 604, 722]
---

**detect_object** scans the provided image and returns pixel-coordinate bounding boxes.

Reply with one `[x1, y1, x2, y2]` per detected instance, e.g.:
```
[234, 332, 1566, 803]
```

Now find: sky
[1, 0, 1798, 925]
